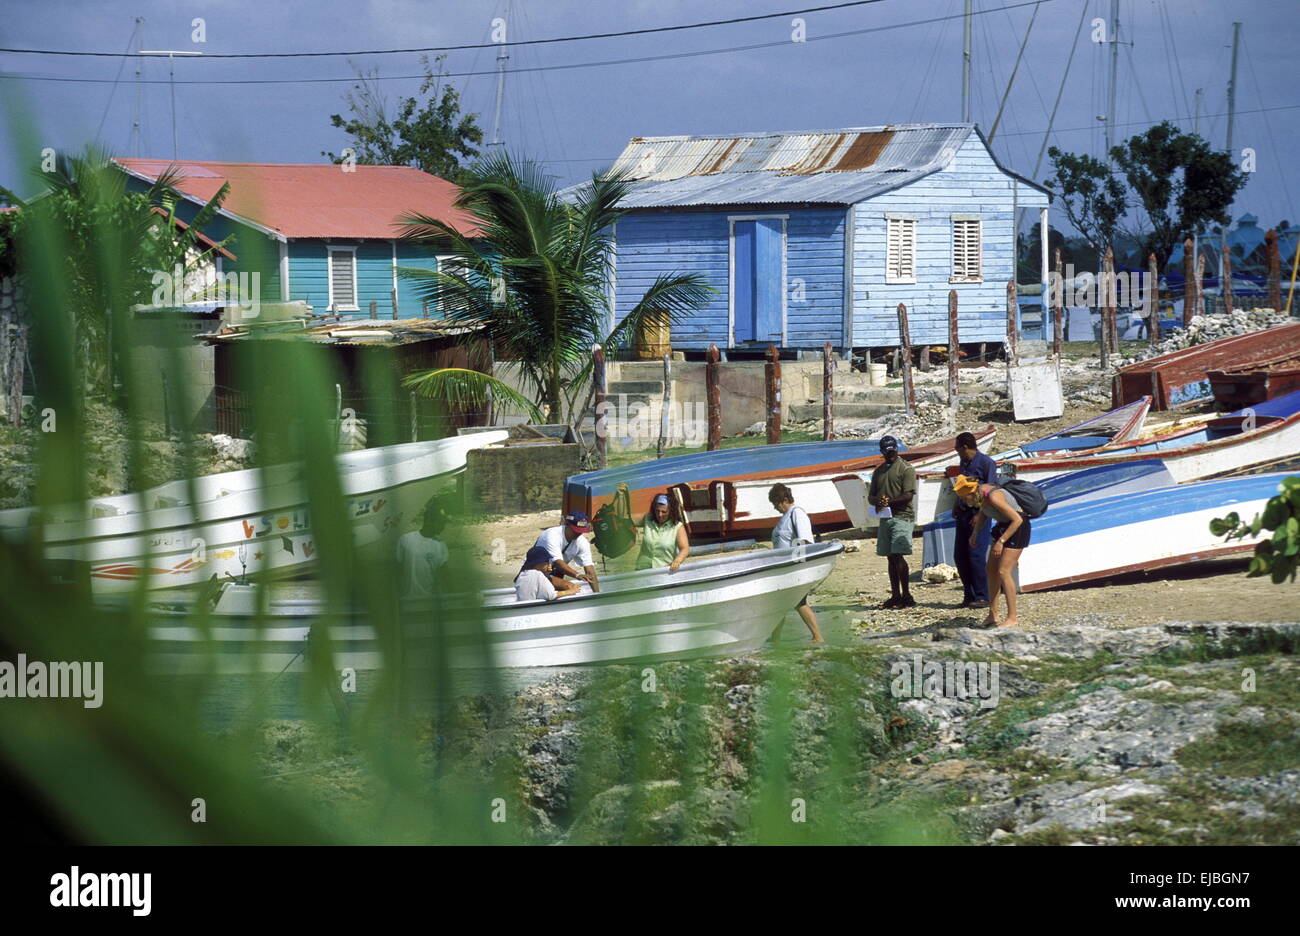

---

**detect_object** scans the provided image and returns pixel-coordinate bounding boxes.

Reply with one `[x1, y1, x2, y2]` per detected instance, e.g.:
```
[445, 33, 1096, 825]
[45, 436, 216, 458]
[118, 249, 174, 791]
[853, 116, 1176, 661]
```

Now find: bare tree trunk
[822, 342, 835, 441]
[764, 344, 781, 445]
[1183, 237, 1196, 326]
[896, 303, 915, 414]
[706, 344, 721, 451]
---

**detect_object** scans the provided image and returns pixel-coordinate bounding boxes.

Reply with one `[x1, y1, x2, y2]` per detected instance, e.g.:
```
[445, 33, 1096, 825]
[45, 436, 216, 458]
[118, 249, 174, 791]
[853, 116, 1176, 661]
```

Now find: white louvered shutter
[330, 250, 356, 309]
[951, 218, 982, 282]
[886, 217, 916, 283]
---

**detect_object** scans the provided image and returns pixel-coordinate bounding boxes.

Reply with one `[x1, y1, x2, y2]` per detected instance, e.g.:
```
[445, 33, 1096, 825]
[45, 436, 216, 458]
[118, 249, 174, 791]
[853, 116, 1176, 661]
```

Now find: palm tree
[4, 145, 232, 393]
[398, 153, 711, 435]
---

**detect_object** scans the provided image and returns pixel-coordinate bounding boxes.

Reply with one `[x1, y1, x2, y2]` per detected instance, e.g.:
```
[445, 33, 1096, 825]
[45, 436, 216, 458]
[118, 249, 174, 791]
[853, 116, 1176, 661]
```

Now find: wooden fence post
[947, 289, 959, 414]
[369, 300, 377, 319]
[918, 344, 931, 372]
[1052, 246, 1064, 358]
[1005, 280, 1019, 366]
[656, 353, 672, 458]
[822, 341, 835, 442]
[706, 344, 722, 451]
[422, 300, 429, 319]
[896, 303, 915, 414]
[1100, 247, 1114, 368]
[593, 344, 607, 469]
[1148, 253, 1160, 344]
[1222, 246, 1235, 315]
[410, 391, 418, 442]
[1194, 252, 1206, 321]
[1183, 238, 1196, 326]
[1267, 229, 1281, 311]
[392, 288, 399, 320]
[764, 344, 781, 445]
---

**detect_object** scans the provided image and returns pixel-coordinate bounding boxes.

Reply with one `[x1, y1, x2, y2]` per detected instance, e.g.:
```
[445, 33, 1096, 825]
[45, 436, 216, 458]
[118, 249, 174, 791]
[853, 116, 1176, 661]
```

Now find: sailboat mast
[1106, 0, 1119, 158]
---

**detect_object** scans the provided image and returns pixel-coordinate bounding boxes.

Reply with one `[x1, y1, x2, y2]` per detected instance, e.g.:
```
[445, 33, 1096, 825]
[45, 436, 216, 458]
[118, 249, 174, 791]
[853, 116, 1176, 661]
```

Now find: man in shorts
[868, 435, 917, 608]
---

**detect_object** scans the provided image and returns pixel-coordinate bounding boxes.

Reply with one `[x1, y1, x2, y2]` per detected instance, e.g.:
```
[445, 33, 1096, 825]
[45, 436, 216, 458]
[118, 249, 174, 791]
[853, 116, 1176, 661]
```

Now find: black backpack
[1001, 479, 1048, 519]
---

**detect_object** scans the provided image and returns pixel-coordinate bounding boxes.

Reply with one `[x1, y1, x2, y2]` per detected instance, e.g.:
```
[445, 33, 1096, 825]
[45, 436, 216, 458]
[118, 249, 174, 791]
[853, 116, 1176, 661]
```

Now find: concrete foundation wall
[465, 441, 582, 514]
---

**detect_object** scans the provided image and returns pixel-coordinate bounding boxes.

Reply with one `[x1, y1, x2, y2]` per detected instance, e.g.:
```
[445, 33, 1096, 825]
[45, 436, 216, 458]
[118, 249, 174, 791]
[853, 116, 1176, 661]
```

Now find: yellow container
[635, 311, 671, 360]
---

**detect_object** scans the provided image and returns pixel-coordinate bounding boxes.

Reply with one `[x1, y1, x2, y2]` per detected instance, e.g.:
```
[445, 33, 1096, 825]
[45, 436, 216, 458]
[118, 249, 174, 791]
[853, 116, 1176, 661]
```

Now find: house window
[327, 247, 358, 311]
[436, 255, 473, 313]
[951, 216, 982, 282]
[886, 216, 916, 284]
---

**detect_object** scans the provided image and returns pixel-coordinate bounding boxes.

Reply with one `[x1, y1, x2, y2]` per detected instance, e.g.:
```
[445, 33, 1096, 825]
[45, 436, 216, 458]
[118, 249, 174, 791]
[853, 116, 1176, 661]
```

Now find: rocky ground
[253, 618, 1299, 845]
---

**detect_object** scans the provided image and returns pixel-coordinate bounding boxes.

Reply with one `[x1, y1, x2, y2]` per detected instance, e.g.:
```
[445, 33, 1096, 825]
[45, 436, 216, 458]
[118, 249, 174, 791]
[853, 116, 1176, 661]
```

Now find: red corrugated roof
[113, 158, 481, 240]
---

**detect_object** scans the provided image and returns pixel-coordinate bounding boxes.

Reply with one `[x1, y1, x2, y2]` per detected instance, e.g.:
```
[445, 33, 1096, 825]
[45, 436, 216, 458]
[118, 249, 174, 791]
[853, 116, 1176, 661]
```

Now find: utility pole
[1105, 0, 1120, 159]
[962, 0, 972, 123]
[1223, 22, 1241, 311]
[130, 18, 144, 157]
[1192, 88, 1203, 265]
[139, 49, 201, 160]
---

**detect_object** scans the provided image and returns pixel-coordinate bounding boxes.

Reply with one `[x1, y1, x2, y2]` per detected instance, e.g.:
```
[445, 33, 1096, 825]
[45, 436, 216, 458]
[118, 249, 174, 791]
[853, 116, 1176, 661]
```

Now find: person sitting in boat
[533, 510, 600, 593]
[396, 497, 451, 598]
[636, 493, 690, 572]
[767, 483, 825, 644]
[952, 475, 1029, 629]
[515, 546, 579, 602]
[869, 435, 917, 609]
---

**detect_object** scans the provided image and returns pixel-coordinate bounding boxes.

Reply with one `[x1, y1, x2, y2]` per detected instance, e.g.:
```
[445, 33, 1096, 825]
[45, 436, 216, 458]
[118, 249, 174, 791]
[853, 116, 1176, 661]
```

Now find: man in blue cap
[952, 431, 997, 608]
[532, 509, 600, 593]
[515, 546, 579, 602]
[867, 435, 917, 608]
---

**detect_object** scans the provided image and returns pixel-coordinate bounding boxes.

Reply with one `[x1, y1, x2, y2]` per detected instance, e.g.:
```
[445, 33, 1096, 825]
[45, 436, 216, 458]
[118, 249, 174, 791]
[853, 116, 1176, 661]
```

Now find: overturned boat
[1011, 472, 1288, 592]
[146, 542, 846, 671]
[833, 399, 1150, 530]
[920, 459, 1177, 568]
[568, 429, 995, 543]
[0, 432, 508, 593]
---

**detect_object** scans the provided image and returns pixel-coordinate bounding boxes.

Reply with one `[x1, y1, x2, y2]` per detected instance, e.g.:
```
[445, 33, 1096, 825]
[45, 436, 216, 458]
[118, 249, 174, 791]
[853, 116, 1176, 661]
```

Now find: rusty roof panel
[832, 131, 895, 171]
[567, 124, 986, 208]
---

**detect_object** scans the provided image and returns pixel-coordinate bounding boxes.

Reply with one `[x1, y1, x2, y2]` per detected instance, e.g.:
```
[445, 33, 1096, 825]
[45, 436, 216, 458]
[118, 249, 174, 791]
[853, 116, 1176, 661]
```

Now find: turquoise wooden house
[569, 124, 1051, 354]
[112, 158, 479, 317]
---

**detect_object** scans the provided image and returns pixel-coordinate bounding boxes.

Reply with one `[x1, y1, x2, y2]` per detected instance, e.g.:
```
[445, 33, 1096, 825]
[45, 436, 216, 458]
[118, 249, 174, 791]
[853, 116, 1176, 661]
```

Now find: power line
[0, 1, 890, 58]
[0, 0, 1058, 87]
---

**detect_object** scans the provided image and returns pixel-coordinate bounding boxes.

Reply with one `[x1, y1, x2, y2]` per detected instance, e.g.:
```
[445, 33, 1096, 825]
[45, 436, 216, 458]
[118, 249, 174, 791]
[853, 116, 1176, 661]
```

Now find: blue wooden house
[571, 124, 1050, 353]
[112, 158, 479, 317]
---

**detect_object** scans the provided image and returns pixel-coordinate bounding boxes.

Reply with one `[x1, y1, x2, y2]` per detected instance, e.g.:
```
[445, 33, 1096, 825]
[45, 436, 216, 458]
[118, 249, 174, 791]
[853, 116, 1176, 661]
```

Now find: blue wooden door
[732, 219, 783, 343]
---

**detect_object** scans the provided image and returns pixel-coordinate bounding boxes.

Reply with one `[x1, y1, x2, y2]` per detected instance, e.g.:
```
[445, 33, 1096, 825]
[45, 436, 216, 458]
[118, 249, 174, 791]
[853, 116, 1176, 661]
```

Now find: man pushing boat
[532, 510, 601, 593]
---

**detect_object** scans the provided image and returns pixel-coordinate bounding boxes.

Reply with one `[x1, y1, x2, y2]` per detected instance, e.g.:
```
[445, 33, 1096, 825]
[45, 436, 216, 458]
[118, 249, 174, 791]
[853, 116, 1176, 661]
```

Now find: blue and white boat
[1011, 472, 1289, 591]
[922, 460, 1176, 568]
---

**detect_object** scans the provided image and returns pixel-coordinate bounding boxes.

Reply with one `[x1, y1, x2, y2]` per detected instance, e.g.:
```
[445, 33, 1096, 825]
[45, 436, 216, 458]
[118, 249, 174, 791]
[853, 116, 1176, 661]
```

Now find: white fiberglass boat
[145, 542, 845, 671]
[0, 432, 508, 593]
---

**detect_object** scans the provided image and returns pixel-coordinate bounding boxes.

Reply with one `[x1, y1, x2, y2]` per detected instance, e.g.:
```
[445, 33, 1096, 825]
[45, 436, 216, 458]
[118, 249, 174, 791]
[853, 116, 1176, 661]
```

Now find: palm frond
[401, 367, 543, 423]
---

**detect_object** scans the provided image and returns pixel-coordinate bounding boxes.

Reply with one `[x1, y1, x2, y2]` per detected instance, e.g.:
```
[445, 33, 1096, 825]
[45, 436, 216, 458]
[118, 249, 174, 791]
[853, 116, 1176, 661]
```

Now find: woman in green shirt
[635, 493, 690, 572]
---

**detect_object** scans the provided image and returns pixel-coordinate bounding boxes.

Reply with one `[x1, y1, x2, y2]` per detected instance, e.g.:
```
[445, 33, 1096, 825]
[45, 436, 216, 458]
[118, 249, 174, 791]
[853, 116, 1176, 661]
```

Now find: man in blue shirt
[952, 432, 998, 608]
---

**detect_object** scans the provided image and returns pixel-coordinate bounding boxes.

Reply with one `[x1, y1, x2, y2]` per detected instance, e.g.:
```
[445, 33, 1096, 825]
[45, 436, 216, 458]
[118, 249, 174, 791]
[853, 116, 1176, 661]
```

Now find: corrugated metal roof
[204, 317, 476, 347]
[574, 124, 983, 208]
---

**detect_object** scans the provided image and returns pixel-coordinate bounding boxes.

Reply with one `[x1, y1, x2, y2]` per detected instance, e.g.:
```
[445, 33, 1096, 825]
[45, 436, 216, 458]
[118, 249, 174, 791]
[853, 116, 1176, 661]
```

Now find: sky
[2, 0, 1298, 234]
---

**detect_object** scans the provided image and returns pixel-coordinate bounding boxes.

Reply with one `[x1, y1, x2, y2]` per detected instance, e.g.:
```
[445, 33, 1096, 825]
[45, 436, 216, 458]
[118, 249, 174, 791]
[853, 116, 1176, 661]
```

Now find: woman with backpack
[952, 475, 1035, 629]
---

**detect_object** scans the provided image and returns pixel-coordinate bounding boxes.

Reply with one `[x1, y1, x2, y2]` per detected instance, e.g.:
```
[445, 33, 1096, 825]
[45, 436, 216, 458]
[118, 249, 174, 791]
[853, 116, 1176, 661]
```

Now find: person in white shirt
[396, 499, 451, 598]
[532, 510, 600, 593]
[515, 546, 579, 602]
[768, 483, 825, 644]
